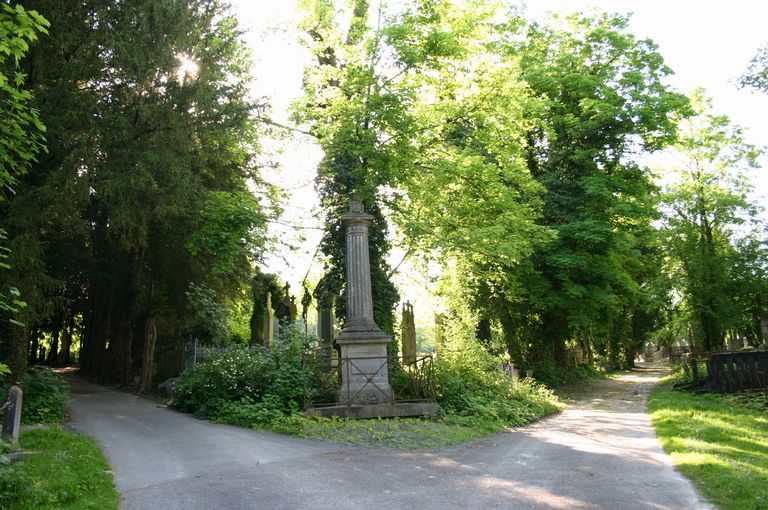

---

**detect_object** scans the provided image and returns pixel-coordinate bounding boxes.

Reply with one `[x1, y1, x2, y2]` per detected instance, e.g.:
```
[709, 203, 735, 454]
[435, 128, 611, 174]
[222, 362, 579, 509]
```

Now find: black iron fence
[707, 351, 768, 393]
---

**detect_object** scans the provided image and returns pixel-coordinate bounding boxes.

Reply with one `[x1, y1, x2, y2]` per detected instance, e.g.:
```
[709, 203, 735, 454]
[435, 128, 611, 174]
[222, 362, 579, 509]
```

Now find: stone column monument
[335, 197, 393, 404]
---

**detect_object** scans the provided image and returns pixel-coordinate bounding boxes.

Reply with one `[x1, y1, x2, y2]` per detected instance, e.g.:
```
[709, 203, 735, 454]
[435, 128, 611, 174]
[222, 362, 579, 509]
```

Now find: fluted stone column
[336, 197, 393, 404]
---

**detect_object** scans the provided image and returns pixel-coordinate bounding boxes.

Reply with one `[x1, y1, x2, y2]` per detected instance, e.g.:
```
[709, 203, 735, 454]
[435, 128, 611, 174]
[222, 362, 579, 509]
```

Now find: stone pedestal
[337, 338, 392, 404]
[335, 197, 393, 404]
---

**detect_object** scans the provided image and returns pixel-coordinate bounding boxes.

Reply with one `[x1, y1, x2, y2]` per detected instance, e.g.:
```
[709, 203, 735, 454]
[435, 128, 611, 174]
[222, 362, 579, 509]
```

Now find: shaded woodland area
[1, 0, 767, 390]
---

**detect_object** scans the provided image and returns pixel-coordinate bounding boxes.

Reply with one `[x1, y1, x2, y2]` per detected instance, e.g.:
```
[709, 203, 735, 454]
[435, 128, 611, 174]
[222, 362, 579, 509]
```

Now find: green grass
[9, 427, 119, 510]
[289, 415, 490, 448]
[649, 378, 768, 510]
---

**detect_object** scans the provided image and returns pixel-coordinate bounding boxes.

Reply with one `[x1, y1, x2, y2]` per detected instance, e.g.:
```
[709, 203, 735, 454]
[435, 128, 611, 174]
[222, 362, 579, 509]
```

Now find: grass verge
[288, 415, 489, 448]
[8, 427, 119, 510]
[649, 377, 768, 510]
[210, 399, 561, 449]
[223, 412, 548, 449]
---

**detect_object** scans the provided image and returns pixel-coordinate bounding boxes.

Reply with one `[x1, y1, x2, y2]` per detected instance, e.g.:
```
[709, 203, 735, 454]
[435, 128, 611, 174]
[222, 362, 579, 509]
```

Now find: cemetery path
[67, 363, 713, 510]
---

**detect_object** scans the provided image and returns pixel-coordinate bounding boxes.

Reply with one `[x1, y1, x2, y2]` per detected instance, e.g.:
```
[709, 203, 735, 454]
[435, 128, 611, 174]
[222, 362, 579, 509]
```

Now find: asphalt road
[66, 365, 712, 510]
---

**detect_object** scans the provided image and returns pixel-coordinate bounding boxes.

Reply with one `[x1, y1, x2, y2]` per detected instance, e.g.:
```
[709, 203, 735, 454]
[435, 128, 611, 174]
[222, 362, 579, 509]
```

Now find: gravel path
[67, 364, 713, 510]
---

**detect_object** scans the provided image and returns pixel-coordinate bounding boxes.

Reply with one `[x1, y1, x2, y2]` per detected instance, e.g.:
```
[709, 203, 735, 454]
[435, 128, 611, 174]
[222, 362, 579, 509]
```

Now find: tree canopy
[1, 0, 766, 390]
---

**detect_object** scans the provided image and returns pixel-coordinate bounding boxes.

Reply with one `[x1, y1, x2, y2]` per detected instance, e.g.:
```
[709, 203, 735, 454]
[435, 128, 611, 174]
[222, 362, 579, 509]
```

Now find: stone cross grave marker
[2, 386, 22, 444]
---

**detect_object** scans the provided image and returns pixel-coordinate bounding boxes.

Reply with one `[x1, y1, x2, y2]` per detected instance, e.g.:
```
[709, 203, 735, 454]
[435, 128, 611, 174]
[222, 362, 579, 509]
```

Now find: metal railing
[305, 354, 436, 409]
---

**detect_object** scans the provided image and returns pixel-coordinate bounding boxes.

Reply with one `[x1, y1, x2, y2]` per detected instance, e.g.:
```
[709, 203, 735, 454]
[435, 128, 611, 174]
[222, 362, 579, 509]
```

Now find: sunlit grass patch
[295, 416, 488, 448]
[10, 427, 119, 510]
[650, 378, 768, 510]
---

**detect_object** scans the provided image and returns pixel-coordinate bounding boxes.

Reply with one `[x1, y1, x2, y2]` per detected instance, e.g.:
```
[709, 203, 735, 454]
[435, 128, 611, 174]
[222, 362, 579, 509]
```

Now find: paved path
[67, 364, 712, 510]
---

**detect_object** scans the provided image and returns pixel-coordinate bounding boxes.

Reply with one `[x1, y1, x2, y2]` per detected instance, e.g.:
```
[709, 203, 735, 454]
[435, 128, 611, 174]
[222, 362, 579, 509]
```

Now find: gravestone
[276, 283, 298, 325]
[401, 301, 417, 362]
[335, 197, 393, 404]
[317, 296, 335, 344]
[288, 296, 298, 324]
[262, 293, 274, 347]
[2, 386, 22, 444]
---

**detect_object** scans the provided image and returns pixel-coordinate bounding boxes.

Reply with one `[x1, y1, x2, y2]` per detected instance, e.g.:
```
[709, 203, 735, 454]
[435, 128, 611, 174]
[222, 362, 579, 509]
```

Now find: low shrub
[1, 366, 69, 424]
[0, 440, 29, 508]
[527, 359, 604, 388]
[172, 327, 561, 444]
[171, 328, 331, 422]
[435, 341, 561, 428]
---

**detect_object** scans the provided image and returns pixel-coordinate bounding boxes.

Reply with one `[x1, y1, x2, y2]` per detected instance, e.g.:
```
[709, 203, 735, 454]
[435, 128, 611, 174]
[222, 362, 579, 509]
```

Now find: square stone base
[337, 341, 392, 404]
[305, 402, 440, 419]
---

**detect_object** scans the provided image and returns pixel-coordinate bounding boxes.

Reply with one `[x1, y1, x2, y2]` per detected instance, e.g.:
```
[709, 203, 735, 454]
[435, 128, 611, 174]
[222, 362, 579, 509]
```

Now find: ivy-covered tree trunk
[298, 1, 400, 342]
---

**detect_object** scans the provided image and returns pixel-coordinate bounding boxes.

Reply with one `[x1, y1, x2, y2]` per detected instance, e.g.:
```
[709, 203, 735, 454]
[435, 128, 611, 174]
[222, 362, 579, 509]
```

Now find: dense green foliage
[296, 0, 402, 341]
[0, 3, 48, 380]
[171, 330, 334, 422]
[0, 3, 48, 193]
[294, 1, 707, 378]
[658, 91, 766, 351]
[497, 14, 688, 370]
[17, 366, 68, 424]
[650, 377, 768, 510]
[435, 338, 561, 428]
[0, 0, 765, 412]
[0, 367, 70, 506]
[171, 327, 561, 444]
[0, 0, 273, 390]
[0, 440, 27, 508]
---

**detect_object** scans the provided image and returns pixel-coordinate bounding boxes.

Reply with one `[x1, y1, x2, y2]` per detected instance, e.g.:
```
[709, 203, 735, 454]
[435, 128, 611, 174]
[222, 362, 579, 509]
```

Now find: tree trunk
[82, 287, 112, 378]
[138, 314, 157, 394]
[58, 315, 74, 364]
[0, 316, 27, 382]
[760, 309, 768, 349]
[47, 318, 61, 365]
[138, 273, 157, 394]
[475, 318, 492, 351]
[625, 347, 636, 368]
[28, 328, 39, 366]
[116, 318, 133, 386]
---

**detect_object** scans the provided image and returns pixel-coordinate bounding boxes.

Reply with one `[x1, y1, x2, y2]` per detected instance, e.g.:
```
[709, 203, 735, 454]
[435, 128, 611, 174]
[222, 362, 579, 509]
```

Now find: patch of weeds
[0, 440, 29, 508]
[434, 342, 562, 427]
[723, 392, 768, 412]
